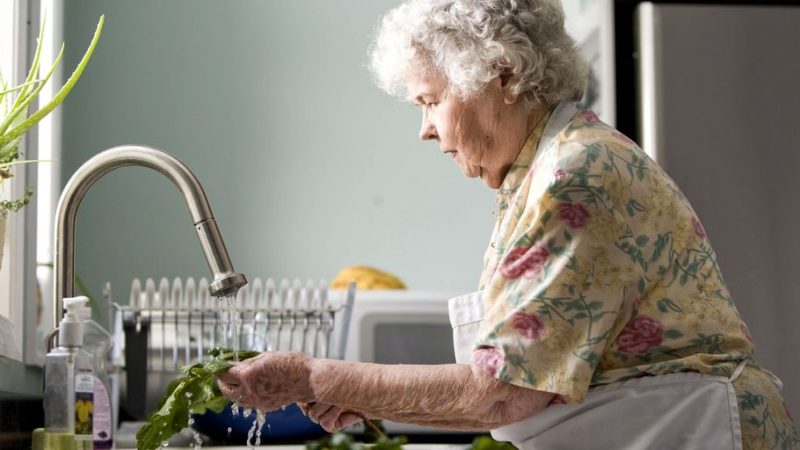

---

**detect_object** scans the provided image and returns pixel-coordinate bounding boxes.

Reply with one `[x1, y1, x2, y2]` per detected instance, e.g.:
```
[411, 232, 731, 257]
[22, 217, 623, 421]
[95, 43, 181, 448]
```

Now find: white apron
[450, 202, 744, 447]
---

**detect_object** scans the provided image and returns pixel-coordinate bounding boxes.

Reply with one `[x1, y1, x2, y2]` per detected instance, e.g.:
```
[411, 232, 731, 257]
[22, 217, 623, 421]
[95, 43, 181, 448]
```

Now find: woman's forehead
[405, 68, 448, 100]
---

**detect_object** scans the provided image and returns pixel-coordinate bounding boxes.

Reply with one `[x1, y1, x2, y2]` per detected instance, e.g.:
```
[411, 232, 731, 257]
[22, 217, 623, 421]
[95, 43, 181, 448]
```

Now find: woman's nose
[419, 112, 437, 141]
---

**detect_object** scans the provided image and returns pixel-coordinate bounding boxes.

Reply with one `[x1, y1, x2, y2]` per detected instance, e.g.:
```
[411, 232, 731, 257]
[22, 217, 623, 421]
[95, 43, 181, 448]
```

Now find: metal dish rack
[114, 277, 354, 420]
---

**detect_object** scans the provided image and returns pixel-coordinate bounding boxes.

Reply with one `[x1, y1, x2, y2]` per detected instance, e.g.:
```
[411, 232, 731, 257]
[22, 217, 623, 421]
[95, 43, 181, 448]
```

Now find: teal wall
[60, 1, 495, 308]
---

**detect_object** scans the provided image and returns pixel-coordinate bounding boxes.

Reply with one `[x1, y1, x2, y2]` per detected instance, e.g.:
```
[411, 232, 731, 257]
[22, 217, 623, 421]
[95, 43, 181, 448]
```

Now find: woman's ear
[499, 69, 520, 104]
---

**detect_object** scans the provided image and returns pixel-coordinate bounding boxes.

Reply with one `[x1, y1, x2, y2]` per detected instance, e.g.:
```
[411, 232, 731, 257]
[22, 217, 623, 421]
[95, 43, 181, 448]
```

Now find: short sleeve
[475, 170, 640, 403]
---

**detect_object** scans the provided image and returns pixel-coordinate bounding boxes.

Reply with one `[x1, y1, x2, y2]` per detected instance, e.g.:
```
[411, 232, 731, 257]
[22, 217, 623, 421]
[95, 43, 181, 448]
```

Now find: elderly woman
[218, 0, 799, 448]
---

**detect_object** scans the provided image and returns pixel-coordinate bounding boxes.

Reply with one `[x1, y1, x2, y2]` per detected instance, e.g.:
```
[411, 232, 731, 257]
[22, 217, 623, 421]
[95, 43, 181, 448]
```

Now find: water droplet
[192, 429, 203, 448]
[161, 442, 169, 448]
[254, 410, 267, 446]
[246, 414, 258, 449]
[227, 427, 232, 438]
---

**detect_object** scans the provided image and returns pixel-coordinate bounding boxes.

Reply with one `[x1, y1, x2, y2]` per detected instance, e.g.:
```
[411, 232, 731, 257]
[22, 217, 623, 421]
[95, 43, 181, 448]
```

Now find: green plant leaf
[10, 15, 47, 115]
[469, 435, 516, 450]
[0, 43, 64, 140]
[0, 79, 42, 97]
[0, 15, 46, 137]
[0, 188, 32, 212]
[0, 15, 104, 151]
[0, 14, 103, 212]
[305, 432, 407, 450]
[136, 347, 259, 450]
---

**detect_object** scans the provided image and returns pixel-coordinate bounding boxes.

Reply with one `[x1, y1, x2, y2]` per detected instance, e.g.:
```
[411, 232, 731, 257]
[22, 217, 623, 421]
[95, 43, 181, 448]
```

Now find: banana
[331, 265, 406, 290]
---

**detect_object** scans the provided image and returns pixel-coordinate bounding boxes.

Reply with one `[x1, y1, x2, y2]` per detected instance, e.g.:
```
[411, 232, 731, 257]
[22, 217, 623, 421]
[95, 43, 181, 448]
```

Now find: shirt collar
[493, 108, 553, 216]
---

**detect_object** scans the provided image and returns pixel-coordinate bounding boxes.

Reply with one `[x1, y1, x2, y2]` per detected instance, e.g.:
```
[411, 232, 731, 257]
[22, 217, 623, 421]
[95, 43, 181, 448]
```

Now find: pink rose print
[612, 131, 636, 145]
[553, 168, 567, 180]
[692, 217, 706, 238]
[616, 315, 664, 355]
[581, 110, 600, 124]
[511, 311, 545, 340]
[472, 347, 505, 377]
[499, 244, 549, 279]
[559, 203, 591, 228]
[741, 322, 753, 343]
[548, 395, 568, 406]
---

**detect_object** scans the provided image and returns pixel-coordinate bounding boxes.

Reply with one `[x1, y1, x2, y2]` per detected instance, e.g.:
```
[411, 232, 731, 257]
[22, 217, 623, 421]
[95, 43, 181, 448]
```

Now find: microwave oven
[336, 290, 465, 365]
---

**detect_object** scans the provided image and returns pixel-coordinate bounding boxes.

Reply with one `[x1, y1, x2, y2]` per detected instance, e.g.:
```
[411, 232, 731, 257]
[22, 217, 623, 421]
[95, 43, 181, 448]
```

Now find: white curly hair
[369, 0, 587, 107]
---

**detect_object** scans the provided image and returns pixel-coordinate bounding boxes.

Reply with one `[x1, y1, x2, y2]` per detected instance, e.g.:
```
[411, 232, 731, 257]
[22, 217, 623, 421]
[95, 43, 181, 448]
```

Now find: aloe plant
[0, 15, 104, 212]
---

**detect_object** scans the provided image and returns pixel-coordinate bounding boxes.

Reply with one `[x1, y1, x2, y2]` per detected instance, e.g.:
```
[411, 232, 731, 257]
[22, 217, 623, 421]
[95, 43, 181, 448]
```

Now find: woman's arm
[308, 358, 553, 430]
[217, 351, 553, 432]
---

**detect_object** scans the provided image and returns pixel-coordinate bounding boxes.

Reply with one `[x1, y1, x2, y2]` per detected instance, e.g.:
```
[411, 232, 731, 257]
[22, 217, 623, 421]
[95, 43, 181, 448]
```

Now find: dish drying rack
[114, 276, 355, 420]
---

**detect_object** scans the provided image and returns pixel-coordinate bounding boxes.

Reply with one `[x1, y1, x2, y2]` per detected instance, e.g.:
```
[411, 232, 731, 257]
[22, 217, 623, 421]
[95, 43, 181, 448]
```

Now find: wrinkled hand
[216, 351, 313, 412]
[298, 402, 364, 432]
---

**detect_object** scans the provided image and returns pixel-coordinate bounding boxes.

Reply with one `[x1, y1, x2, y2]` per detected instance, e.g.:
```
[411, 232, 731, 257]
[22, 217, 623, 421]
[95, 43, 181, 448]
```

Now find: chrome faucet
[52, 144, 247, 332]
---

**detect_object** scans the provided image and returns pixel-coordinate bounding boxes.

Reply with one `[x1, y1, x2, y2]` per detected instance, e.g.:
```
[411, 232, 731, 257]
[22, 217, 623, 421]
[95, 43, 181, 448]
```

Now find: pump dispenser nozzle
[59, 296, 89, 347]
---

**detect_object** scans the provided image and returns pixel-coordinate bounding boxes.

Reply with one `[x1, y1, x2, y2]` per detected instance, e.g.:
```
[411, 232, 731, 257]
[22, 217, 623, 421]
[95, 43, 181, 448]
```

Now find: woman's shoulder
[531, 109, 695, 231]
[548, 109, 646, 174]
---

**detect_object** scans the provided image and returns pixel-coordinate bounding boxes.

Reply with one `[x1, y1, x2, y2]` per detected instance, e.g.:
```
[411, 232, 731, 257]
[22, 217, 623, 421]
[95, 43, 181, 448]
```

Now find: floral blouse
[475, 106, 799, 448]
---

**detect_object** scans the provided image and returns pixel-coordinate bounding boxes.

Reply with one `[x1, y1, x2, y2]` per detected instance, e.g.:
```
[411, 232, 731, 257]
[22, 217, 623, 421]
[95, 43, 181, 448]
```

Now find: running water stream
[217, 295, 241, 360]
[215, 293, 267, 447]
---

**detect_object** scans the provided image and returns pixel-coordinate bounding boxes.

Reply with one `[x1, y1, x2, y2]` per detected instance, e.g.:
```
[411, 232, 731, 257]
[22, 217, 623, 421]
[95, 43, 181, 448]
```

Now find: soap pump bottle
[72, 296, 114, 450]
[44, 296, 95, 450]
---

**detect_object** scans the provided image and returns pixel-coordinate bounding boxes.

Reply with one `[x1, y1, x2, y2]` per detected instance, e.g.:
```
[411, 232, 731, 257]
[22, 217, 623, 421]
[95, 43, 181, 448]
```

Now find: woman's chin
[480, 176, 502, 189]
[457, 163, 481, 179]
[473, 168, 501, 189]
[456, 166, 499, 188]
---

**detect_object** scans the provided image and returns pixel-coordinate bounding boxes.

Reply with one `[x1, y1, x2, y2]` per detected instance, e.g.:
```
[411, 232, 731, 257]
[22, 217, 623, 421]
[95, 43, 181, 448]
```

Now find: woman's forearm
[307, 359, 552, 430]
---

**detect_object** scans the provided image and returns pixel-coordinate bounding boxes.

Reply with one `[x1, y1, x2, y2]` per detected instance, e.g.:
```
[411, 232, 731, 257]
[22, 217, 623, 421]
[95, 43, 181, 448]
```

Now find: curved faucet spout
[53, 144, 247, 331]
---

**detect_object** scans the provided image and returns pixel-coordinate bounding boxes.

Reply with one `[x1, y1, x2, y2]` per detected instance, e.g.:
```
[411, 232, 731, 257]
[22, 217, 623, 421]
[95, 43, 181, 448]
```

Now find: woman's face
[406, 68, 535, 188]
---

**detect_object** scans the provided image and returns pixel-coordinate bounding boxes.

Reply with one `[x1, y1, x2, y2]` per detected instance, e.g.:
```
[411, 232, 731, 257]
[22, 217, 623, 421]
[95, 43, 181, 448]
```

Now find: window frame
[0, 0, 53, 372]
[0, 0, 32, 363]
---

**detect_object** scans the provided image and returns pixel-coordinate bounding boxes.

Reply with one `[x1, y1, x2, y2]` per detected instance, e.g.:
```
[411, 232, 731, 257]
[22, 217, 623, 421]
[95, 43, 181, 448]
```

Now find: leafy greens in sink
[135, 347, 514, 450]
[136, 347, 259, 450]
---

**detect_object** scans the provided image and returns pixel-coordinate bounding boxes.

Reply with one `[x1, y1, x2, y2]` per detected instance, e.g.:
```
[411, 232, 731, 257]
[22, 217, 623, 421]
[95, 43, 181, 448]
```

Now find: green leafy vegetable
[305, 432, 407, 450]
[138, 349, 511, 450]
[135, 347, 259, 450]
[469, 435, 516, 450]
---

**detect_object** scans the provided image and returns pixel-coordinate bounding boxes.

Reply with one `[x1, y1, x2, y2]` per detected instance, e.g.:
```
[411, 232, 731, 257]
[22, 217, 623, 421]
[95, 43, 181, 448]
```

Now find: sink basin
[191, 403, 326, 443]
[116, 419, 471, 449]
[163, 446, 467, 450]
